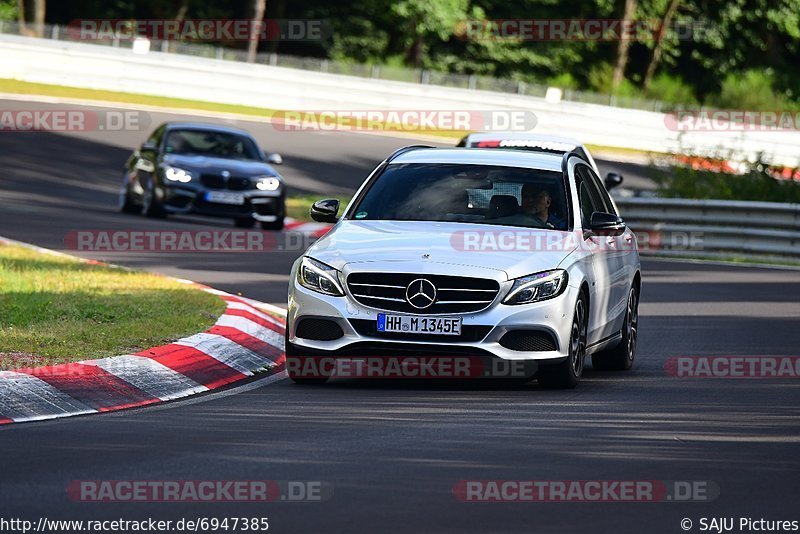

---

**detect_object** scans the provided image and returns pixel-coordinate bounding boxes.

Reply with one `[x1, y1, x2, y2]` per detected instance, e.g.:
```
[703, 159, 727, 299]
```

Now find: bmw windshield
[348, 163, 570, 231]
[164, 129, 262, 160]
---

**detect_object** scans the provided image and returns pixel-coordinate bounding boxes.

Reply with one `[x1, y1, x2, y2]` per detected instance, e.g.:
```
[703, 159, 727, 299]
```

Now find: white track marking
[0, 372, 95, 422]
[82, 356, 207, 401]
[175, 333, 276, 374]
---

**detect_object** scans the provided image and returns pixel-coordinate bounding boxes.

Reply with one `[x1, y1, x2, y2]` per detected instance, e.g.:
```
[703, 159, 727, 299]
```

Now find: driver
[494, 184, 566, 229]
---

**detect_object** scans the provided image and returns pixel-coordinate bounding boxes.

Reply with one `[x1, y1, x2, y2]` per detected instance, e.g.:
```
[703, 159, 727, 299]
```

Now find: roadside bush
[709, 70, 788, 111]
[644, 74, 698, 106]
[654, 159, 800, 204]
[587, 63, 639, 98]
[547, 72, 579, 90]
[0, 0, 17, 20]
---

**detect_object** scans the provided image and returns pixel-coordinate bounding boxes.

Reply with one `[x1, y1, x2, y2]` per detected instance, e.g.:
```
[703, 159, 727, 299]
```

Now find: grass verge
[0, 78, 283, 119]
[0, 243, 225, 366]
[287, 194, 352, 221]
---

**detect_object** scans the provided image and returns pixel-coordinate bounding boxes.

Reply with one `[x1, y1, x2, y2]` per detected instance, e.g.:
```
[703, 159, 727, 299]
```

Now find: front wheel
[142, 182, 166, 218]
[119, 172, 141, 214]
[592, 286, 639, 371]
[260, 218, 284, 231]
[118, 187, 141, 214]
[538, 293, 588, 389]
[260, 199, 285, 231]
[234, 217, 256, 228]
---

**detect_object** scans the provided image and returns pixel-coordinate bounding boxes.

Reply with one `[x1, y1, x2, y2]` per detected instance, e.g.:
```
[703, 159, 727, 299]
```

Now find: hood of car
[163, 154, 279, 177]
[306, 220, 578, 281]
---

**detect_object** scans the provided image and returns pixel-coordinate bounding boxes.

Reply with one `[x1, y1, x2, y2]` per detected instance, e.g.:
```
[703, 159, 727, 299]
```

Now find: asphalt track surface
[1, 99, 799, 533]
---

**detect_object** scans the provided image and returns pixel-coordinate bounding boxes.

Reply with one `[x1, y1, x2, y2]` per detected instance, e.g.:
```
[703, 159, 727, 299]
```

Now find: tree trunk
[247, 0, 267, 64]
[33, 0, 44, 37]
[166, 2, 189, 54]
[17, 0, 29, 35]
[266, 0, 286, 53]
[405, 16, 424, 69]
[612, 0, 637, 91]
[643, 0, 680, 90]
[409, 36, 424, 69]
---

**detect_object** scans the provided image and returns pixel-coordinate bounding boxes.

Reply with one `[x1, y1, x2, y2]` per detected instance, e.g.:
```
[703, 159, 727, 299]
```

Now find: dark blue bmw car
[120, 122, 286, 230]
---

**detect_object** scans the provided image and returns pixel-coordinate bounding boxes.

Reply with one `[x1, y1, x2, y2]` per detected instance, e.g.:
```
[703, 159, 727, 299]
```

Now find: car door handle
[623, 234, 633, 243]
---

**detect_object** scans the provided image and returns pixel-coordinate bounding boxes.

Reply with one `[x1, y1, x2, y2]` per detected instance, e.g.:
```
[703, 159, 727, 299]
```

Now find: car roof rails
[386, 145, 436, 163]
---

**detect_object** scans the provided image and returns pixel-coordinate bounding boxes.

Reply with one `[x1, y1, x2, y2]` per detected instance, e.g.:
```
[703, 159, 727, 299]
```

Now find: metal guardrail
[617, 198, 800, 259]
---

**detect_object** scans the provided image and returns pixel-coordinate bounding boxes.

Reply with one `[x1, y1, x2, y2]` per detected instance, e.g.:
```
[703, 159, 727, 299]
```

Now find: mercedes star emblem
[406, 278, 437, 309]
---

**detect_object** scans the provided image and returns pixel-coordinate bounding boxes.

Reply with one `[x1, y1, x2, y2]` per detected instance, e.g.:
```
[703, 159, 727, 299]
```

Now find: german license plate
[377, 314, 462, 335]
[206, 191, 245, 205]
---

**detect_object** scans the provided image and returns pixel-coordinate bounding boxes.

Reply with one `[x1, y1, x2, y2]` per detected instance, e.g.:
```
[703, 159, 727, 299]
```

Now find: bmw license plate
[377, 314, 462, 335]
[206, 191, 245, 205]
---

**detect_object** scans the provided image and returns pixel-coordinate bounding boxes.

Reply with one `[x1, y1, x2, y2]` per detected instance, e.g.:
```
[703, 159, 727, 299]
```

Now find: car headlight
[297, 257, 345, 296]
[255, 176, 281, 191]
[503, 269, 568, 305]
[164, 167, 193, 183]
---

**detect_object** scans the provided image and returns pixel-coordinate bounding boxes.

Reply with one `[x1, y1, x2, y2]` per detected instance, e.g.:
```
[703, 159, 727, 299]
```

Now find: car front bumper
[287, 263, 579, 364]
[162, 185, 283, 221]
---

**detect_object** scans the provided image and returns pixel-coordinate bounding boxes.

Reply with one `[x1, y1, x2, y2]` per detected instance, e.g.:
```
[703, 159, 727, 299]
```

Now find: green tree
[0, 0, 17, 20]
[390, 0, 470, 68]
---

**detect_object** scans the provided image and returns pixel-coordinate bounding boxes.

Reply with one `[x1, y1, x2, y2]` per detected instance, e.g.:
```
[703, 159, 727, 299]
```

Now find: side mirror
[604, 172, 623, 190]
[589, 211, 626, 235]
[310, 199, 340, 223]
[267, 153, 283, 165]
[140, 140, 158, 153]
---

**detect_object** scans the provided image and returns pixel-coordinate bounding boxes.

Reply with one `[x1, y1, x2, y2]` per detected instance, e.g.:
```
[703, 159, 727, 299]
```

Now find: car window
[348, 163, 571, 231]
[164, 130, 261, 160]
[585, 167, 617, 216]
[575, 165, 605, 227]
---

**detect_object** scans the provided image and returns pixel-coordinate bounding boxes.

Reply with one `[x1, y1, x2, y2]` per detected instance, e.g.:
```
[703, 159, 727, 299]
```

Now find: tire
[260, 199, 285, 231]
[592, 285, 639, 371]
[234, 217, 256, 228]
[118, 186, 141, 214]
[285, 337, 329, 385]
[538, 292, 588, 389]
[260, 218, 284, 231]
[142, 182, 166, 218]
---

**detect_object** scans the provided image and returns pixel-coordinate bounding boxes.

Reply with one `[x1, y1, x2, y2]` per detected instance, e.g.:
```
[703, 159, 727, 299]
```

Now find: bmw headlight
[298, 257, 345, 296]
[503, 269, 568, 305]
[164, 166, 193, 183]
[255, 176, 282, 191]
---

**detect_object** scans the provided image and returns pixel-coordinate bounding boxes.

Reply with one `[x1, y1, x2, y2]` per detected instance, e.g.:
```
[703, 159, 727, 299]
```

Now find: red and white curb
[0, 237, 289, 426]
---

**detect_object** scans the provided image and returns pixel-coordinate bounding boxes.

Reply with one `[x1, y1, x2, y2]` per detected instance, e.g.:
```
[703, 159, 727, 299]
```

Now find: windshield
[164, 130, 262, 160]
[348, 163, 570, 231]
